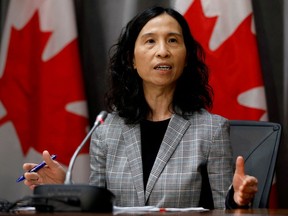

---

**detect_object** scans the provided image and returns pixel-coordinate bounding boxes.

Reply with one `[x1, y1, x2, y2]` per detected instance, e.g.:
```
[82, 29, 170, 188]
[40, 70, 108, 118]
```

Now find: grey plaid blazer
[89, 109, 233, 209]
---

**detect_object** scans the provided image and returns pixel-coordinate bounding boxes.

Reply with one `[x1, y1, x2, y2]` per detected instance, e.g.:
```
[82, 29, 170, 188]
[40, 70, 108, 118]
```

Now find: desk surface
[1, 209, 288, 216]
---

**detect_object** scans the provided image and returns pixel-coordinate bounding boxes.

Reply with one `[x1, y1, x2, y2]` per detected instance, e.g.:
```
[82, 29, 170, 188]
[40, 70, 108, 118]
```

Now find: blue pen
[16, 154, 57, 183]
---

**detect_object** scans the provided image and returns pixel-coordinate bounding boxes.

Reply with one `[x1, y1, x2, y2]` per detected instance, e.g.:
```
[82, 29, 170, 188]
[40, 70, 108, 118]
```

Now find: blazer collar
[145, 114, 190, 201]
[123, 123, 145, 205]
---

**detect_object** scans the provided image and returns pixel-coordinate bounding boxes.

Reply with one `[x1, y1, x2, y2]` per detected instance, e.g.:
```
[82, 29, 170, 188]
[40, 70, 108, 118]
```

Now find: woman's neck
[144, 87, 174, 121]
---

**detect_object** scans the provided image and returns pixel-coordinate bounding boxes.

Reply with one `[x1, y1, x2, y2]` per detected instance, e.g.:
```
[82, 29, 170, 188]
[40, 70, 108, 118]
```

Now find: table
[1, 209, 288, 216]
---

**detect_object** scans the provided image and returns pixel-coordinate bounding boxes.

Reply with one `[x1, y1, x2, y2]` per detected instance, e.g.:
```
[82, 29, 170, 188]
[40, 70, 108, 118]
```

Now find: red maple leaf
[185, 0, 265, 120]
[0, 11, 88, 165]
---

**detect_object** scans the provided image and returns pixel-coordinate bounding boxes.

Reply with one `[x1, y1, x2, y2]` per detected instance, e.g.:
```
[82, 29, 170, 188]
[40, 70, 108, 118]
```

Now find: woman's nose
[156, 42, 170, 58]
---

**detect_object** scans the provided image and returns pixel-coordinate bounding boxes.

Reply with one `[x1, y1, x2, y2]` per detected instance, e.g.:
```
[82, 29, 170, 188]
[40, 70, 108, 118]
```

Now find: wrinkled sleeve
[89, 127, 107, 187]
[208, 118, 234, 209]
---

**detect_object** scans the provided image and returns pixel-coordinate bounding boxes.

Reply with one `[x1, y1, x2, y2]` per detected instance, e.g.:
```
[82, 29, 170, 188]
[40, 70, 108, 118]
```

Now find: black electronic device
[33, 184, 114, 212]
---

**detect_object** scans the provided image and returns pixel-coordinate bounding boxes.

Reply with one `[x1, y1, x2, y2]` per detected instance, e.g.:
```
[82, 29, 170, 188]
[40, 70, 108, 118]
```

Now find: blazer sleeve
[89, 125, 107, 187]
[208, 118, 234, 209]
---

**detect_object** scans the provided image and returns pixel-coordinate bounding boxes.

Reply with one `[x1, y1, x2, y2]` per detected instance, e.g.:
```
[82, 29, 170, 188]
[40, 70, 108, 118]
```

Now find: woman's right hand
[23, 150, 66, 190]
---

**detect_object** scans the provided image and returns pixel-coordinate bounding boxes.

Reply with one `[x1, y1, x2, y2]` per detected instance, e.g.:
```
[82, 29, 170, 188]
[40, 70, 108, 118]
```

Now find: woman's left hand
[232, 156, 258, 206]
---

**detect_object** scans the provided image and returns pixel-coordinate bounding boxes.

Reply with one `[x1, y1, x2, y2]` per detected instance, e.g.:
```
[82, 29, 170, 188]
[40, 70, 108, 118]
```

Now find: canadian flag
[173, 0, 276, 208]
[0, 0, 89, 202]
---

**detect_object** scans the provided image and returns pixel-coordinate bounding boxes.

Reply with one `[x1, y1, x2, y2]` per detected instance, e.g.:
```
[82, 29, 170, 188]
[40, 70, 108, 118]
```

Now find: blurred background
[0, 0, 287, 208]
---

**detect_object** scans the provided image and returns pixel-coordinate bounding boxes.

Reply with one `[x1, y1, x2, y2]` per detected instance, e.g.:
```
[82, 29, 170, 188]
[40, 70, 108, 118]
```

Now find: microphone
[65, 110, 108, 184]
[32, 111, 114, 213]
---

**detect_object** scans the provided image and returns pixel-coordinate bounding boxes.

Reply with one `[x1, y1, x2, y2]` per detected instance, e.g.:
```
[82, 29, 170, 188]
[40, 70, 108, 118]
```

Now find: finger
[42, 150, 58, 168]
[235, 156, 245, 177]
[238, 190, 257, 204]
[234, 189, 256, 206]
[243, 176, 258, 187]
[241, 183, 258, 194]
[24, 179, 33, 187]
[23, 174, 40, 185]
[24, 172, 40, 180]
[24, 179, 40, 190]
[236, 196, 252, 206]
[23, 163, 38, 171]
[238, 179, 258, 197]
[239, 176, 258, 189]
[239, 185, 258, 195]
[31, 185, 38, 190]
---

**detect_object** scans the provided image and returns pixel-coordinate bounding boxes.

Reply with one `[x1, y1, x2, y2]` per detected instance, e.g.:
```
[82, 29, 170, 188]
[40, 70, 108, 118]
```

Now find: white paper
[113, 206, 209, 214]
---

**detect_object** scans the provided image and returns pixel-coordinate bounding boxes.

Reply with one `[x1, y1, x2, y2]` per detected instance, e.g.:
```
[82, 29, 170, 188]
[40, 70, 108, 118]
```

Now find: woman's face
[133, 13, 187, 90]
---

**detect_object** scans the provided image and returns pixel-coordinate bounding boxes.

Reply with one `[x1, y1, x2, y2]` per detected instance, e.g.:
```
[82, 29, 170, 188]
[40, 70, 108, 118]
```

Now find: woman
[23, 6, 257, 209]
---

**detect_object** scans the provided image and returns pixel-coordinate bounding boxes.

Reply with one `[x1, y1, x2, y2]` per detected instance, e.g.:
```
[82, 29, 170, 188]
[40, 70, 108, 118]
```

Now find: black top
[140, 119, 170, 189]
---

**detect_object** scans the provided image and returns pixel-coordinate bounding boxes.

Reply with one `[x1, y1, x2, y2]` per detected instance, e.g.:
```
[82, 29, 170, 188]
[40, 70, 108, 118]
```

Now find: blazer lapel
[123, 124, 146, 206]
[145, 114, 190, 201]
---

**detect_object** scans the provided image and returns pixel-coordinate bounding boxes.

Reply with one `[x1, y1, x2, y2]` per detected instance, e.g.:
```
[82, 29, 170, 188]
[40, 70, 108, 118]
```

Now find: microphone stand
[65, 111, 107, 184]
[32, 111, 114, 212]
